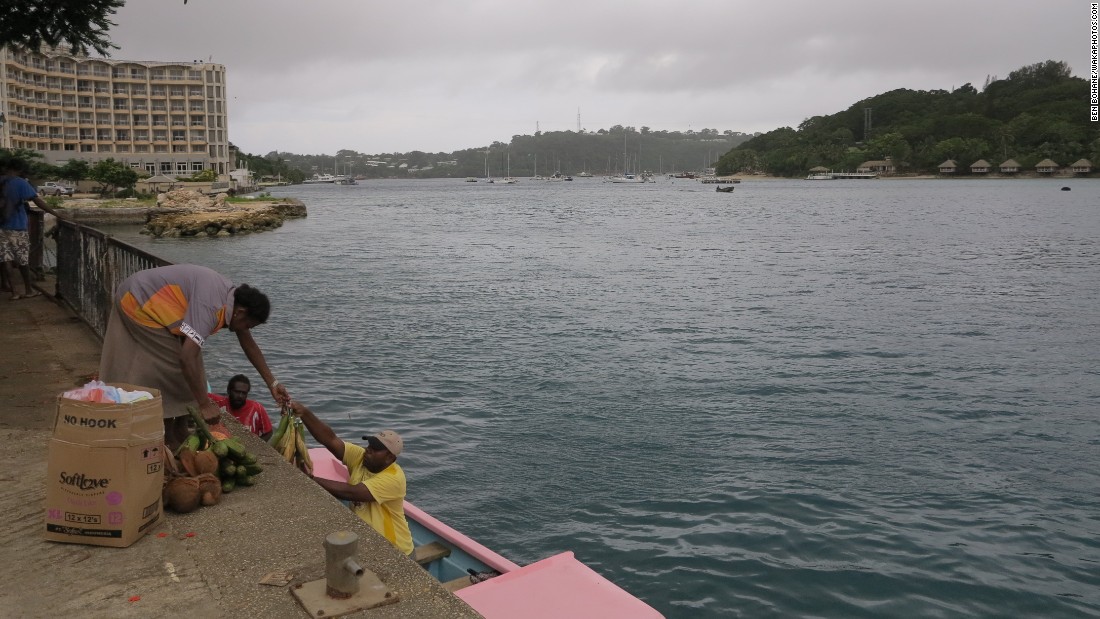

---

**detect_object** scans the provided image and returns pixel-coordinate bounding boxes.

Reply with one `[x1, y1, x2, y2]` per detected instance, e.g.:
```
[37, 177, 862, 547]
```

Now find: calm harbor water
[104, 177, 1099, 617]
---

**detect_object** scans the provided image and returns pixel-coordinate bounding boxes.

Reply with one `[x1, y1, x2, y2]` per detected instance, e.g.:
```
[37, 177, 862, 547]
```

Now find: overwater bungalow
[1070, 158, 1092, 175]
[970, 159, 991, 174]
[1035, 159, 1060, 175]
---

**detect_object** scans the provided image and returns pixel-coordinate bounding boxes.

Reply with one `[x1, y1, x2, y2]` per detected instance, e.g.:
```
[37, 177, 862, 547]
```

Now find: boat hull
[307, 447, 663, 617]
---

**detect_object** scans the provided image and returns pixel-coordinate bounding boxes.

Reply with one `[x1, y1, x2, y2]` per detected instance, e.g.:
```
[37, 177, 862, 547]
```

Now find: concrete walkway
[0, 281, 480, 618]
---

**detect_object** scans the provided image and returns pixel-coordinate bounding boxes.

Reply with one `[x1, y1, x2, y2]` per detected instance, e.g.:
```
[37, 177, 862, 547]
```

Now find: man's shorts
[0, 230, 30, 266]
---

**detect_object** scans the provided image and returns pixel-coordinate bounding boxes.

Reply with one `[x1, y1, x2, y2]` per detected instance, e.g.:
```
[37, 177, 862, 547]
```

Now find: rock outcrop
[142, 190, 306, 237]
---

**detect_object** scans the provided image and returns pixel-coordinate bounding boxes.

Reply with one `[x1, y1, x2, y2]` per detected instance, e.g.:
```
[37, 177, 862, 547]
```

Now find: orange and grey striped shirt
[116, 264, 235, 347]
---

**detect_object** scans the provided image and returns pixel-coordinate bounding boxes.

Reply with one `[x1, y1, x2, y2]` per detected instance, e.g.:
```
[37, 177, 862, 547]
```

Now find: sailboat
[500, 152, 518, 184]
[606, 134, 645, 183]
[577, 159, 593, 178]
[484, 150, 494, 183]
[532, 153, 545, 181]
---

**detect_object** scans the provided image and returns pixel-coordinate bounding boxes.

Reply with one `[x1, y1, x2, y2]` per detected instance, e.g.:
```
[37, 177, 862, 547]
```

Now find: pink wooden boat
[310, 448, 663, 618]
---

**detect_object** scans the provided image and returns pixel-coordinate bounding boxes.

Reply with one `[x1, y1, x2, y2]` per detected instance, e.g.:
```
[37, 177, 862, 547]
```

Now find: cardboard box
[44, 384, 165, 547]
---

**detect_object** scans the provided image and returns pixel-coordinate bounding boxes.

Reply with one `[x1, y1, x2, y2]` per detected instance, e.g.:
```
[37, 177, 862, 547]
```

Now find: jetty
[804, 171, 879, 180]
[0, 229, 479, 617]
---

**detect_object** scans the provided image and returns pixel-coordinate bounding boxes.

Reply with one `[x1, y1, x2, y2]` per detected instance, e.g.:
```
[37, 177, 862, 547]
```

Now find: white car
[40, 182, 74, 197]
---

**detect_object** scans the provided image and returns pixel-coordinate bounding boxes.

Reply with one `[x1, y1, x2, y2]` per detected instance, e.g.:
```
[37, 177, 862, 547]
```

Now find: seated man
[291, 401, 412, 556]
[208, 374, 273, 440]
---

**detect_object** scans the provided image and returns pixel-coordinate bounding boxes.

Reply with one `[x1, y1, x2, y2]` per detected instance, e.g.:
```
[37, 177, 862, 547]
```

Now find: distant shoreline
[739, 173, 1092, 181]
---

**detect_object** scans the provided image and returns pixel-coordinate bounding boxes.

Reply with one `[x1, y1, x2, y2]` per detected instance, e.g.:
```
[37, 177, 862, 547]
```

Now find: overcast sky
[105, 1, 1086, 156]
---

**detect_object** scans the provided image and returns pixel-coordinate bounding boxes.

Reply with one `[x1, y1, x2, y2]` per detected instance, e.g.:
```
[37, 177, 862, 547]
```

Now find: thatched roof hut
[1035, 159, 1060, 174]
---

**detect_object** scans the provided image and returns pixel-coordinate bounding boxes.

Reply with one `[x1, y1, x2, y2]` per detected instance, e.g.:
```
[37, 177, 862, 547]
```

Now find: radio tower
[577, 108, 582, 133]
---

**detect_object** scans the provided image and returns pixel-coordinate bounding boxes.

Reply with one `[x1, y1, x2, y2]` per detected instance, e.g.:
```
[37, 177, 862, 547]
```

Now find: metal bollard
[324, 530, 365, 599]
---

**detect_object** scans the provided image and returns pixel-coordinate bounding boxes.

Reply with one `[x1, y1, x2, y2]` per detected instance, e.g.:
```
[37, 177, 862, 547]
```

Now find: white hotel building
[0, 47, 232, 176]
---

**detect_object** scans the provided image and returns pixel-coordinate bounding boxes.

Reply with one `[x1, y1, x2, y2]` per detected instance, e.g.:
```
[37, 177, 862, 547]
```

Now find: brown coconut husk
[197, 473, 222, 506]
[178, 449, 199, 477]
[192, 450, 220, 476]
[163, 445, 183, 478]
[164, 476, 202, 513]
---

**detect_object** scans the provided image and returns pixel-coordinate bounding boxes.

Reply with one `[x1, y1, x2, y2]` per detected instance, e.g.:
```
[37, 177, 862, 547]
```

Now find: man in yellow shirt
[291, 401, 413, 556]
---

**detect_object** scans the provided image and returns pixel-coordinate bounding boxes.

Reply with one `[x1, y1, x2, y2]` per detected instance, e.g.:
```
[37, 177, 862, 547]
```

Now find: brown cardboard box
[44, 383, 165, 547]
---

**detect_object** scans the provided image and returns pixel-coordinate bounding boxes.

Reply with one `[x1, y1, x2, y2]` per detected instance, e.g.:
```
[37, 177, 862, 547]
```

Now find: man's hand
[270, 381, 290, 406]
[289, 400, 307, 417]
[199, 399, 222, 425]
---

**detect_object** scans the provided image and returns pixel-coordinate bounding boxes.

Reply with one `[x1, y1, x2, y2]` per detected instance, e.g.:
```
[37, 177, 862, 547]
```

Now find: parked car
[39, 182, 74, 197]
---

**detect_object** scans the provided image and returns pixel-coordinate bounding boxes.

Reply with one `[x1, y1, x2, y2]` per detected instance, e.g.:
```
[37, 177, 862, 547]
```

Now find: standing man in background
[1, 157, 57, 300]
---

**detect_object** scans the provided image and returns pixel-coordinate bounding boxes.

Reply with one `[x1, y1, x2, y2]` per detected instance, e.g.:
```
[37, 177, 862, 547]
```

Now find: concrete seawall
[0, 282, 480, 618]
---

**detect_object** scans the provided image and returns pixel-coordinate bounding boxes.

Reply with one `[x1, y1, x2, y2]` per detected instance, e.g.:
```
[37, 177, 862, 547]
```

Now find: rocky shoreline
[53, 190, 307, 237]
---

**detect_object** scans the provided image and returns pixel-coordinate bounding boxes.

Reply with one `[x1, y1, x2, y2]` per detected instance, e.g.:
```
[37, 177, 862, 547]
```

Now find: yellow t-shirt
[342, 441, 413, 555]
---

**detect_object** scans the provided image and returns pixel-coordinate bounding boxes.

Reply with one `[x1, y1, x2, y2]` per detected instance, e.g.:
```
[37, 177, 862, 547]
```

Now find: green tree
[931, 137, 990, 167]
[720, 59, 1094, 175]
[88, 158, 138, 195]
[0, 0, 125, 55]
[57, 159, 90, 183]
[866, 132, 912, 166]
[186, 169, 217, 182]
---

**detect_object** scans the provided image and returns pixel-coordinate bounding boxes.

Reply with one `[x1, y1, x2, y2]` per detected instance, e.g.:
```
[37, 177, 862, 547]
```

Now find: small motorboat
[310, 448, 663, 618]
[715, 185, 735, 193]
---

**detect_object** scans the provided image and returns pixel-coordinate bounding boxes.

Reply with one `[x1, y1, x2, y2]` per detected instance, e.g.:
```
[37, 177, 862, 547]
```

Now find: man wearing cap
[290, 401, 413, 556]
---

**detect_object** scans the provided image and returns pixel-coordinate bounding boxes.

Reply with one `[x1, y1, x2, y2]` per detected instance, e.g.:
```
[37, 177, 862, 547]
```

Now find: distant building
[938, 159, 958, 174]
[969, 159, 991, 174]
[1070, 158, 1092, 174]
[229, 167, 254, 189]
[857, 157, 896, 174]
[998, 159, 1021, 174]
[0, 46, 231, 175]
[1035, 159, 1059, 174]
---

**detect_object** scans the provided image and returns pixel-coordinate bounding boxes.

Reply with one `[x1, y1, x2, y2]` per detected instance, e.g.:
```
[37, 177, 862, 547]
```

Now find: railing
[52, 216, 172, 337]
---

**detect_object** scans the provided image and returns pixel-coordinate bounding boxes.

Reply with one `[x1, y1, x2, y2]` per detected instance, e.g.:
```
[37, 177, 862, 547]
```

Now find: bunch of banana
[184, 405, 264, 493]
[269, 407, 313, 475]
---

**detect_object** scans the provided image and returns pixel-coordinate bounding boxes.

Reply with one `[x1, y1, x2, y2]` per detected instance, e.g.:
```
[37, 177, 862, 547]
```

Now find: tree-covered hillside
[238, 127, 754, 181]
[716, 60, 1096, 176]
